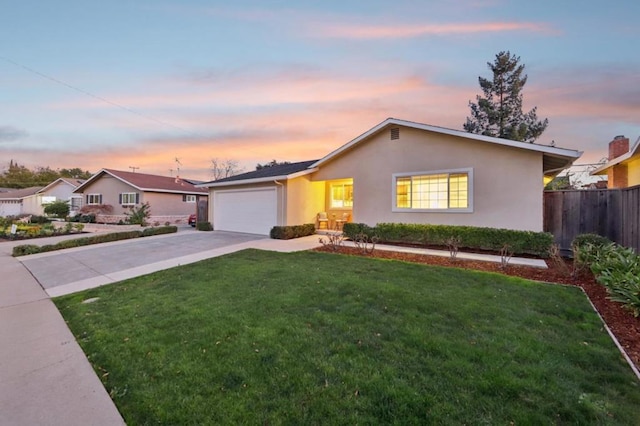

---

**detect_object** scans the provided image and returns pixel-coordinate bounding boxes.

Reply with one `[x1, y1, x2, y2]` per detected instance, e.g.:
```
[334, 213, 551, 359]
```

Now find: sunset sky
[2, 0, 639, 182]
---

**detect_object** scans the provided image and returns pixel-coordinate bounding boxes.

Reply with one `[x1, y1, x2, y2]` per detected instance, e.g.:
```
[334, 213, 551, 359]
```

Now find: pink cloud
[312, 21, 557, 40]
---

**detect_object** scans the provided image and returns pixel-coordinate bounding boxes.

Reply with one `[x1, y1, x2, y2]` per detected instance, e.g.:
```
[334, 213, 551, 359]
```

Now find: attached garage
[0, 200, 22, 217]
[213, 187, 278, 235]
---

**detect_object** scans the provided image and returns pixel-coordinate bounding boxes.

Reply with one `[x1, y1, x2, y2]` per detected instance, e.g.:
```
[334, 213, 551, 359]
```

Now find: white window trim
[329, 182, 353, 210]
[184, 194, 197, 203]
[121, 192, 138, 206]
[87, 193, 102, 205]
[392, 168, 474, 213]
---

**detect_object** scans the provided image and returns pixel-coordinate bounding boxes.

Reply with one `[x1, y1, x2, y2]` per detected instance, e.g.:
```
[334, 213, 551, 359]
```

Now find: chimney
[608, 135, 629, 160]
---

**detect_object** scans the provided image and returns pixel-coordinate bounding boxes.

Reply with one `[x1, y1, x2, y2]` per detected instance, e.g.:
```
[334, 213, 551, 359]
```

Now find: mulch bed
[314, 245, 640, 372]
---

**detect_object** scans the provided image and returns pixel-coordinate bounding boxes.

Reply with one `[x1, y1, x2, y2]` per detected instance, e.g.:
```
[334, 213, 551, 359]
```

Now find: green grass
[54, 249, 640, 425]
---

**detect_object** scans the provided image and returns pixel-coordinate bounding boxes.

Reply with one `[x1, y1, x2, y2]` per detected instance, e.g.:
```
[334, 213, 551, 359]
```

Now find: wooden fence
[543, 185, 640, 253]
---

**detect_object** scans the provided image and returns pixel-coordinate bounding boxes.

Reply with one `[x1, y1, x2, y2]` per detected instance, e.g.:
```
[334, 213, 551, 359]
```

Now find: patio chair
[317, 212, 329, 229]
[334, 212, 350, 230]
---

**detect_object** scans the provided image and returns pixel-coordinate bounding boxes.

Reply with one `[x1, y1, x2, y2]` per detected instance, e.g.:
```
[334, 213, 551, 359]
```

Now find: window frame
[329, 182, 353, 209]
[120, 192, 139, 206]
[183, 194, 197, 203]
[86, 193, 102, 205]
[392, 168, 473, 213]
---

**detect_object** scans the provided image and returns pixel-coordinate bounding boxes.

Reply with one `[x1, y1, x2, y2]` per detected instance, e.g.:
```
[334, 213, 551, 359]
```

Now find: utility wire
[0, 55, 201, 137]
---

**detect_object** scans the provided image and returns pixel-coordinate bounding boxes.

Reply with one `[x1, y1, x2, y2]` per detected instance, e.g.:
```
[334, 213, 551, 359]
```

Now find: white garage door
[0, 201, 22, 217]
[213, 188, 278, 235]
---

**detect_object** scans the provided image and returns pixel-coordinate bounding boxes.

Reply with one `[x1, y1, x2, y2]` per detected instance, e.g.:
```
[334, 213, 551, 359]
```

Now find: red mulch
[314, 245, 640, 371]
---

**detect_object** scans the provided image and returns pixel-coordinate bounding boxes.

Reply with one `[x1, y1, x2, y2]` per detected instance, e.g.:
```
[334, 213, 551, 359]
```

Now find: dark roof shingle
[201, 160, 317, 185]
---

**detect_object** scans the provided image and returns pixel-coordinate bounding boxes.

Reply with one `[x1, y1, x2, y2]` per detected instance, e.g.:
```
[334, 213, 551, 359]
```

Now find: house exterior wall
[77, 175, 138, 215]
[628, 157, 640, 187]
[608, 164, 629, 189]
[311, 126, 545, 231]
[285, 175, 325, 226]
[143, 192, 200, 216]
[21, 195, 43, 215]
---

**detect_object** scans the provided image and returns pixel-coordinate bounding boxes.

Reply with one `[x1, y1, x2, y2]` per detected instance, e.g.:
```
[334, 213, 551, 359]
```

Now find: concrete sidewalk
[0, 240, 126, 425]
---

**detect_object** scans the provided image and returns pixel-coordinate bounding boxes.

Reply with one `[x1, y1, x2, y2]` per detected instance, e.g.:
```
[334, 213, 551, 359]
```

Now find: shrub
[125, 202, 151, 226]
[44, 200, 70, 218]
[196, 221, 213, 231]
[12, 245, 41, 256]
[270, 223, 316, 240]
[30, 215, 50, 224]
[142, 226, 178, 237]
[590, 244, 640, 317]
[572, 233, 612, 250]
[343, 222, 553, 257]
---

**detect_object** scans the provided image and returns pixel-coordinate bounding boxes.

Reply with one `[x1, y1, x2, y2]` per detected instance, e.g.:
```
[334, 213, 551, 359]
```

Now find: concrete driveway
[19, 228, 267, 297]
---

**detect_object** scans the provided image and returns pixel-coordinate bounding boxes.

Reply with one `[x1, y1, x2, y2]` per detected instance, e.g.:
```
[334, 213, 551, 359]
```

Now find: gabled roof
[591, 136, 640, 176]
[0, 186, 43, 200]
[311, 118, 582, 177]
[197, 160, 319, 188]
[74, 169, 208, 195]
[37, 177, 85, 194]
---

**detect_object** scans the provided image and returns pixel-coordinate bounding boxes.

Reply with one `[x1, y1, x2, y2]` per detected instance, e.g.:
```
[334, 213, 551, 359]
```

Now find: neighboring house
[198, 118, 582, 235]
[31, 178, 85, 216]
[591, 135, 640, 188]
[73, 169, 208, 223]
[0, 187, 43, 217]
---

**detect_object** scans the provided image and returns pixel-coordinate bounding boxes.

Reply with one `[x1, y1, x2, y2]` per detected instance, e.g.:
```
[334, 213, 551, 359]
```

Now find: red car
[188, 214, 197, 227]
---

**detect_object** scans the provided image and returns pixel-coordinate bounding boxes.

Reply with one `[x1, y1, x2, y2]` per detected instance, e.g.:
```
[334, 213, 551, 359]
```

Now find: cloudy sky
[2, 0, 639, 180]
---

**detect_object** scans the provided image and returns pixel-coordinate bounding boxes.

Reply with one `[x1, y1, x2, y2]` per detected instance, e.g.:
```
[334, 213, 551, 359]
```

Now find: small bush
[30, 215, 50, 224]
[572, 233, 612, 250]
[196, 221, 213, 231]
[44, 200, 70, 218]
[142, 226, 178, 237]
[590, 243, 640, 317]
[12, 245, 41, 256]
[270, 223, 316, 240]
[125, 202, 151, 226]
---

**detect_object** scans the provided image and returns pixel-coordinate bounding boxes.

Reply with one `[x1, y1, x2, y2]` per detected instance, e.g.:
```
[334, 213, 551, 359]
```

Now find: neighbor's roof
[0, 186, 43, 200]
[591, 136, 640, 176]
[74, 169, 208, 195]
[311, 118, 583, 177]
[37, 177, 85, 194]
[197, 160, 319, 188]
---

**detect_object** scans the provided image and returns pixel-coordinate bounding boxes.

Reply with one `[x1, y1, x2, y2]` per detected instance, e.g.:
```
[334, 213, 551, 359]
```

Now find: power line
[0, 55, 201, 137]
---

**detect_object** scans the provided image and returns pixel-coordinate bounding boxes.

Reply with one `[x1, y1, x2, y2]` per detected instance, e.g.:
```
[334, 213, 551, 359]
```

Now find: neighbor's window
[41, 196, 56, 204]
[86, 193, 102, 205]
[120, 192, 138, 205]
[330, 183, 353, 208]
[70, 197, 82, 211]
[394, 169, 472, 211]
[183, 194, 196, 203]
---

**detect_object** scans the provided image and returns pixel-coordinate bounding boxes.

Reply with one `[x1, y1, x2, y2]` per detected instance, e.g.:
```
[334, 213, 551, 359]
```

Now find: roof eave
[311, 117, 583, 168]
[197, 168, 317, 188]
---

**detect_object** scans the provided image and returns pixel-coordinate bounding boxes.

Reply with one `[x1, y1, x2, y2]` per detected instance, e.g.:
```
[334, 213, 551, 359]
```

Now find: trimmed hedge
[343, 222, 553, 257]
[270, 223, 316, 240]
[196, 221, 213, 231]
[12, 226, 178, 257]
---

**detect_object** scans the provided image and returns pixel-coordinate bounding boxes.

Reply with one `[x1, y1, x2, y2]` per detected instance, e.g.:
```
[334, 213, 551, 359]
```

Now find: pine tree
[464, 51, 548, 143]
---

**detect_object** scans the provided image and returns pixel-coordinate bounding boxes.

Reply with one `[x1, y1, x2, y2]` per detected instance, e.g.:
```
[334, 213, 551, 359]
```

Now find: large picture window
[330, 183, 353, 209]
[393, 168, 472, 212]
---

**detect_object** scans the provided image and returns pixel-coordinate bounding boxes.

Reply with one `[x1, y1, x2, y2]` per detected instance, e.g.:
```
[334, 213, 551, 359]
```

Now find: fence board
[543, 186, 639, 253]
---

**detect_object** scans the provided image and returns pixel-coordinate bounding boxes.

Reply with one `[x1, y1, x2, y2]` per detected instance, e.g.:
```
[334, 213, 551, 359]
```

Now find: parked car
[188, 214, 196, 227]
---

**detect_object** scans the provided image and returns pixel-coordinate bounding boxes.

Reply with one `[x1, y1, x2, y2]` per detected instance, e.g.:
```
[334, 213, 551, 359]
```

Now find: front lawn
[55, 249, 640, 424]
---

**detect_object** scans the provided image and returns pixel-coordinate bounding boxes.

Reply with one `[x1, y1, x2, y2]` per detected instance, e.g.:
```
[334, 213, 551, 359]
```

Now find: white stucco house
[197, 118, 582, 235]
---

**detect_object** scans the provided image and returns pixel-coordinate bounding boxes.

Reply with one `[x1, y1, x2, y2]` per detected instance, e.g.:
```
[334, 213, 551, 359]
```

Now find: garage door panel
[214, 188, 277, 235]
